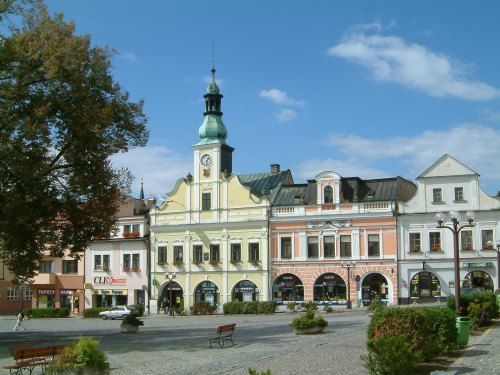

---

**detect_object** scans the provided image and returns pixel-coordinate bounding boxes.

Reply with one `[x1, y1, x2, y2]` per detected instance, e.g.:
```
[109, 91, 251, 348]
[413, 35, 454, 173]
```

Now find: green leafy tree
[0, 3, 148, 281]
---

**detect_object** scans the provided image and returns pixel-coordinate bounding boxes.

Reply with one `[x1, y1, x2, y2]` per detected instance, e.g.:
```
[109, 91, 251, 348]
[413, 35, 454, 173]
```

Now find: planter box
[295, 326, 325, 335]
[120, 324, 139, 333]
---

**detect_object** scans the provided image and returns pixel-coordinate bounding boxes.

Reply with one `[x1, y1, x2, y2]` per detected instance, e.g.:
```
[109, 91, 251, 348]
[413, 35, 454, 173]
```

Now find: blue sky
[44, 0, 500, 197]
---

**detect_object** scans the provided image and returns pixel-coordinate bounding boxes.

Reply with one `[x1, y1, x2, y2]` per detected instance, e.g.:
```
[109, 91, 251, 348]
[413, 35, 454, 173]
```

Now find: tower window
[324, 185, 333, 204]
[202, 193, 211, 210]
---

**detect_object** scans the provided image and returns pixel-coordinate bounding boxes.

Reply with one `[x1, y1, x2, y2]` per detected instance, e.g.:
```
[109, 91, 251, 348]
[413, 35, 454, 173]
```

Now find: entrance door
[361, 273, 389, 306]
[162, 281, 184, 309]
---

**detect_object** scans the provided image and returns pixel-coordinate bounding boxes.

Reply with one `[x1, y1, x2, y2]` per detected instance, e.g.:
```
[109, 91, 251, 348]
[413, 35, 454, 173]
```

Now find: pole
[453, 223, 461, 314]
[169, 279, 173, 316]
[497, 247, 500, 291]
[347, 267, 351, 310]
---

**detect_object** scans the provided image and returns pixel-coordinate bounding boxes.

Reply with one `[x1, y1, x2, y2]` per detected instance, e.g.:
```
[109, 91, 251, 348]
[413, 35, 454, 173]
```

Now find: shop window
[202, 193, 211, 210]
[230, 243, 241, 262]
[7, 286, 18, 301]
[192, 245, 202, 263]
[232, 280, 259, 302]
[123, 254, 131, 271]
[307, 237, 318, 258]
[410, 271, 441, 298]
[158, 246, 167, 265]
[132, 254, 140, 271]
[173, 246, 183, 262]
[272, 273, 304, 303]
[461, 231, 473, 251]
[409, 233, 421, 252]
[429, 232, 441, 251]
[210, 244, 220, 262]
[432, 188, 442, 203]
[249, 243, 259, 262]
[481, 230, 494, 249]
[323, 236, 335, 258]
[454, 187, 464, 201]
[62, 259, 78, 274]
[39, 260, 54, 273]
[340, 235, 351, 257]
[281, 237, 292, 259]
[368, 234, 380, 256]
[324, 185, 333, 204]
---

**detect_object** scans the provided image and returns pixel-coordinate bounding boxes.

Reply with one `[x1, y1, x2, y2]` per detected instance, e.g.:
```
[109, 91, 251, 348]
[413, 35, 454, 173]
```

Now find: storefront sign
[94, 289, 128, 296]
[93, 276, 126, 286]
[38, 289, 55, 295]
[462, 262, 494, 268]
[60, 290, 74, 295]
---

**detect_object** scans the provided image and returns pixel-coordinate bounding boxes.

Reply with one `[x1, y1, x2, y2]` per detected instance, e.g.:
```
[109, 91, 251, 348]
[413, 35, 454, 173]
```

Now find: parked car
[99, 305, 138, 320]
[461, 287, 486, 295]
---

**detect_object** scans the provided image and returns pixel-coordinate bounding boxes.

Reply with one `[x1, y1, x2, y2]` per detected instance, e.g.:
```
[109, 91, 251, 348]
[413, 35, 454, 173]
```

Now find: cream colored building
[149, 69, 292, 313]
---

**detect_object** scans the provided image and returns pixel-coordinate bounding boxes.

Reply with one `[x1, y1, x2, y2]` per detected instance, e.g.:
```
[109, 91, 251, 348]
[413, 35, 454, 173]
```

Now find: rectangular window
[281, 237, 292, 259]
[231, 243, 241, 262]
[7, 286, 18, 301]
[307, 237, 319, 258]
[103, 255, 110, 270]
[123, 254, 131, 271]
[210, 244, 220, 262]
[481, 230, 494, 249]
[193, 245, 203, 263]
[249, 243, 259, 261]
[123, 224, 131, 233]
[158, 246, 167, 264]
[461, 231, 473, 250]
[132, 224, 140, 233]
[23, 287, 32, 301]
[39, 260, 54, 273]
[202, 193, 211, 210]
[429, 232, 441, 251]
[368, 234, 380, 256]
[62, 259, 78, 274]
[409, 233, 421, 252]
[454, 187, 464, 201]
[132, 254, 140, 270]
[94, 255, 102, 270]
[432, 188, 442, 203]
[323, 236, 335, 258]
[340, 235, 352, 257]
[173, 246, 183, 262]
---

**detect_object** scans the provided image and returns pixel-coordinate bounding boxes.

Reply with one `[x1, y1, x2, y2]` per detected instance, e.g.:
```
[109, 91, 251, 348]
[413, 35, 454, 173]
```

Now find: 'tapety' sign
[93, 276, 126, 286]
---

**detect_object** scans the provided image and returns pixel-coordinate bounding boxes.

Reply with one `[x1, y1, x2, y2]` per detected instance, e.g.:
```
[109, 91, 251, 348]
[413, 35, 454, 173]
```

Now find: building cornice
[150, 220, 268, 231]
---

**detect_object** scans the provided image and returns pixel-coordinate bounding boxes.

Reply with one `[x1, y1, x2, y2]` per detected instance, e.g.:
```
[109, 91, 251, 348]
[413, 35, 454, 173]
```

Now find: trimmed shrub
[242, 301, 259, 314]
[447, 291, 498, 325]
[287, 301, 296, 312]
[223, 301, 276, 315]
[249, 370, 271, 375]
[128, 304, 144, 317]
[419, 307, 457, 354]
[46, 337, 109, 374]
[190, 302, 216, 315]
[324, 306, 334, 313]
[364, 334, 421, 375]
[23, 308, 32, 318]
[290, 311, 328, 331]
[30, 308, 70, 318]
[258, 301, 276, 314]
[367, 299, 383, 312]
[301, 301, 318, 311]
[83, 307, 109, 319]
[121, 314, 144, 327]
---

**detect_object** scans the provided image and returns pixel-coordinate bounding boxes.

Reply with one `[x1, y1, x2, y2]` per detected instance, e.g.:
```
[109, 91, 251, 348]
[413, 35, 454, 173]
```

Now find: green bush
[364, 334, 421, 375]
[46, 337, 109, 374]
[257, 301, 276, 314]
[324, 306, 334, 313]
[367, 299, 383, 312]
[121, 314, 144, 327]
[30, 308, 70, 318]
[290, 311, 328, 331]
[83, 307, 109, 319]
[287, 301, 296, 312]
[23, 308, 32, 318]
[128, 304, 144, 317]
[249, 369, 271, 375]
[190, 302, 216, 315]
[419, 307, 457, 354]
[301, 301, 318, 311]
[223, 301, 276, 315]
[447, 291, 498, 320]
[242, 301, 259, 314]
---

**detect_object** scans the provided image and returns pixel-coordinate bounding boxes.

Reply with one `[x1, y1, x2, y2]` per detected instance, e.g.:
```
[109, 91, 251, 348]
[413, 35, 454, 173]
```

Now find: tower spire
[140, 178, 144, 199]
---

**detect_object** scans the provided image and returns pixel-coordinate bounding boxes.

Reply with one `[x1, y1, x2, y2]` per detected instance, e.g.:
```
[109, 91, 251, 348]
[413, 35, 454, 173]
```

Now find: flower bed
[290, 311, 328, 334]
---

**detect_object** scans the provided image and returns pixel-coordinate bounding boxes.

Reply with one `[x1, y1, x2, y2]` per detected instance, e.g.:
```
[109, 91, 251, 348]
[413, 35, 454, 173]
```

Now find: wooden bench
[3, 344, 68, 375]
[209, 324, 236, 348]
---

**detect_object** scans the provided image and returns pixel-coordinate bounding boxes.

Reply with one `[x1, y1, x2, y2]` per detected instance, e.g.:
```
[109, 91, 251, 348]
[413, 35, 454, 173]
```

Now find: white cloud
[275, 108, 297, 123]
[296, 158, 390, 180]
[111, 146, 192, 198]
[120, 52, 137, 63]
[259, 89, 304, 107]
[479, 109, 500, 122]
[316, 123, 500, 180]
[328, 32, 500, 101]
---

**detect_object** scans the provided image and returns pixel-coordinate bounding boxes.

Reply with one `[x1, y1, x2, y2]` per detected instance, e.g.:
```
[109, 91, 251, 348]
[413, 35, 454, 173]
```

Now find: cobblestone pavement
[0, 311, 370, 375]
[446, 320, 500, 374]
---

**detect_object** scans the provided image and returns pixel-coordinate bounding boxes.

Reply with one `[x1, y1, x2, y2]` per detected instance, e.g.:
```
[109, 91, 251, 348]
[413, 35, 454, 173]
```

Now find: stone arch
[360, 271, 394, 306]
[230, 279, 260, 302]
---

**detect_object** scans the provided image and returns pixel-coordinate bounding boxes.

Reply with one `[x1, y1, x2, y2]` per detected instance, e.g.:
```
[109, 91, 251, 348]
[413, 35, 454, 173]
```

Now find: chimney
[270, 164, 280, 174]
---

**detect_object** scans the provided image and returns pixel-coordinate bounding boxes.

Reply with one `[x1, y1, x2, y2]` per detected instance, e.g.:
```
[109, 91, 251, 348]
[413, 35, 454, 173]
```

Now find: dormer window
[324, 186, 333, 204]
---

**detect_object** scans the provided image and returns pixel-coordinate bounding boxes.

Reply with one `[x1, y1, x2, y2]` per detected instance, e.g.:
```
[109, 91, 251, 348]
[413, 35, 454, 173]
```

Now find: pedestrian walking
[13, 311, 26, 331]
[163, 297, 169, 315]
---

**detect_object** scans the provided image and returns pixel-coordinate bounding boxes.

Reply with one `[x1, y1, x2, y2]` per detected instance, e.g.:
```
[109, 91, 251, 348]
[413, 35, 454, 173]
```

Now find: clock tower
[193, 67, 234, 184]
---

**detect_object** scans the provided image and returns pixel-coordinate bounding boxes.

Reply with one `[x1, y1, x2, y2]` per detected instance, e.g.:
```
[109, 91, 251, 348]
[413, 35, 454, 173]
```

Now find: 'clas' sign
[93, 277, 126, 286]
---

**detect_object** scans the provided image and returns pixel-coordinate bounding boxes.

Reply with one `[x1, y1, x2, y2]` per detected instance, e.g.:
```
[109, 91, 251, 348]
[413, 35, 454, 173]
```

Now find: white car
[99, 305, 137, 320]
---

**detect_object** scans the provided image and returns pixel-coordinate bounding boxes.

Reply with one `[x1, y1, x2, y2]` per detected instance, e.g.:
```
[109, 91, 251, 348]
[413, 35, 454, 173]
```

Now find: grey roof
[237, 170, 293, 201]
[273, 176, 416, 206]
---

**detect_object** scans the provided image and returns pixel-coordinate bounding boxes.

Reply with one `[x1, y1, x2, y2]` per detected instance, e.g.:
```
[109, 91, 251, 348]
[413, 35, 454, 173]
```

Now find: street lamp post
[489, 240, 500, 290]
[165, 272, 176, 316]
[436, 211, 475, 314]
[341, 261, 356, 310]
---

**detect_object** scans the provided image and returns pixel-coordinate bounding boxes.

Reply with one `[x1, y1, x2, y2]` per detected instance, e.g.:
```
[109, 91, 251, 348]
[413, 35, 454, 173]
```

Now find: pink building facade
[270, 172, 416, 307]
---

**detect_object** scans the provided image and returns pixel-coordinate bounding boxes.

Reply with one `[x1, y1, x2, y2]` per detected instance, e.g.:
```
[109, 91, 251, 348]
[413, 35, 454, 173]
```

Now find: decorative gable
[418, 154, 479, 179]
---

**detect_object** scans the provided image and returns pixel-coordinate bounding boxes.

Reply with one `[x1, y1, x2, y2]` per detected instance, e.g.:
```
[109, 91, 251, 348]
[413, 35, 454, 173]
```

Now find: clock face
[200, 154, 212, 167]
